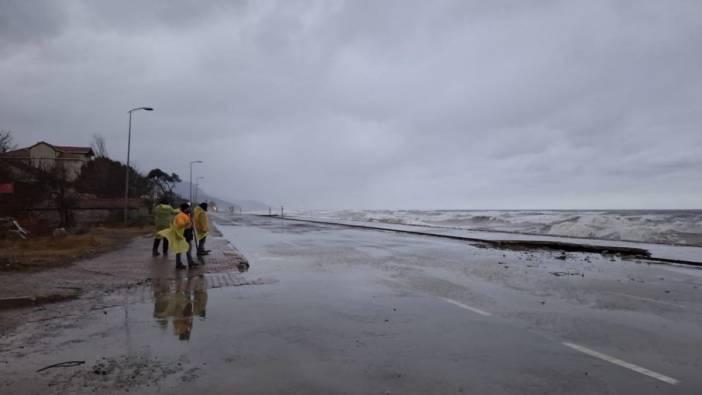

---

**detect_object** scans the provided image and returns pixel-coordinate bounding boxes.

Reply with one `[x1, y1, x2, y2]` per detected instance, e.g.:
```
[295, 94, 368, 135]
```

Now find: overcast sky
[2, 1, 701, 209]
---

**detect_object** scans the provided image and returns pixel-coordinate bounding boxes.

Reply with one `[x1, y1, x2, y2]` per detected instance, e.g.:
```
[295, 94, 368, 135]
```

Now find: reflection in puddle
[152, 273, 208, 341]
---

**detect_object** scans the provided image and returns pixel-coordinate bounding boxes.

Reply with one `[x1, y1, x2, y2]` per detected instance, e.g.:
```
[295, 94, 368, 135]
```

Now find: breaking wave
[297, 210, 702, 246]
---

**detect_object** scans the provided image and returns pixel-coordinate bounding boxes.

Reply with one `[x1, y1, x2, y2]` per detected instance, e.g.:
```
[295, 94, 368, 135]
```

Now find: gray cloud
[0, 1, 68, 52]
[2, 0, 702, 209]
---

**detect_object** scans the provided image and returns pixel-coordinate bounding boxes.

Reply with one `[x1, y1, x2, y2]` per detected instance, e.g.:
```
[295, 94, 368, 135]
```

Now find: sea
[294, 210, 702, 247]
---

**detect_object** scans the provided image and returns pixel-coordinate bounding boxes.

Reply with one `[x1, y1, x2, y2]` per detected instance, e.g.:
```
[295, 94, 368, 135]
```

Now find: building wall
[29, 143, 57, 170]
[28, 143, 87, 181]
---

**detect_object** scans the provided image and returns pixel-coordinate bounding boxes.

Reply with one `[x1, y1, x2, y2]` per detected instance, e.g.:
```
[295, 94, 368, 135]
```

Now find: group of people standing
[152, 198, 210, 269]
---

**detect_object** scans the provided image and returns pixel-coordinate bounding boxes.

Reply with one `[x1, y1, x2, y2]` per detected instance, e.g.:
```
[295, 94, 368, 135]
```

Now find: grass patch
[0, 226, 149, 271]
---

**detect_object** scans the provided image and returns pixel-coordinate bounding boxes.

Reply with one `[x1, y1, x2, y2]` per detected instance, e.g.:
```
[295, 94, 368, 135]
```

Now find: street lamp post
[195, 176, 204, 203]
[189, 160, 203, 204]
[124, 106, 154, 223]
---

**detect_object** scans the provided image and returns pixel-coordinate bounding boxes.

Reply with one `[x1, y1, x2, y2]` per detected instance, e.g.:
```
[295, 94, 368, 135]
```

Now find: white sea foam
[296, 210, 702, 246]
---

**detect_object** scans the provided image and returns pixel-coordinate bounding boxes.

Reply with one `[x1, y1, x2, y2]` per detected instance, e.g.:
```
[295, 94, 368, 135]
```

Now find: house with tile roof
[0, 141, 94, 181]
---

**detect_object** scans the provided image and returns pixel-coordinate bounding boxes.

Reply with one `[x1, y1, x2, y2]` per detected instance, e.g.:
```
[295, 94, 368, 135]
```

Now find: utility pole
[123, 106, 154, 223]
[195, 176, 204, 203]
[188, 160, 203, 203]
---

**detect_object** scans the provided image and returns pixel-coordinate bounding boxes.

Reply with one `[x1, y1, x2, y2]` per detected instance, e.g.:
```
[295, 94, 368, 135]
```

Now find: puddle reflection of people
[152, 273, 208, 341]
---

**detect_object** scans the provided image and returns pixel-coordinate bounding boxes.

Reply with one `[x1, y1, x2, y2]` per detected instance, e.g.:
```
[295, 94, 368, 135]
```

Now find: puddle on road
[152, 275, 208, 341]
[0, 267, 281, 393]
[147, 270, 276, 341]
[0, 263, 407, 394]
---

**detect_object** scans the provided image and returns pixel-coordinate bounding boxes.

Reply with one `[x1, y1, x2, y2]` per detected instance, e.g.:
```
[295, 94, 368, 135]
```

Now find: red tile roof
[0, 142, 94, 159]
[0, 148, 29, 158]
[54, 146, 94, 154]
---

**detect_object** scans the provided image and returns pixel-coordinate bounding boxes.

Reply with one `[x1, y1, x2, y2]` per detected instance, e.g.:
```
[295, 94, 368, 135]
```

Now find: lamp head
[128, 106, 155, 113]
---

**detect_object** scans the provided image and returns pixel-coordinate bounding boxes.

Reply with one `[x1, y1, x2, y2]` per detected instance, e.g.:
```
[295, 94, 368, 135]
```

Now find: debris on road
[1, 217, 29, 240]
[37, 360, 85, 372]
[549, 271, 581, 277]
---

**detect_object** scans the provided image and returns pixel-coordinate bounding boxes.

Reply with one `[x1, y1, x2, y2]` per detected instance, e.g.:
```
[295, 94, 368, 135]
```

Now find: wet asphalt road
[3, 214, 702, 394]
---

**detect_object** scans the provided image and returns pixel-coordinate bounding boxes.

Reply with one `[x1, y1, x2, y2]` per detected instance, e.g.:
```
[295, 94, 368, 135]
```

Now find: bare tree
[2, 158, 76, 228]
[0, 130, 16, 153]
[34, 163, 77, 228]
[91, 133, 108, 157]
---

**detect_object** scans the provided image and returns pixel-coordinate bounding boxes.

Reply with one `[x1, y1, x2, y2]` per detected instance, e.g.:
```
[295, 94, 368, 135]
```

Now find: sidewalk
[0, 225, 248, 329]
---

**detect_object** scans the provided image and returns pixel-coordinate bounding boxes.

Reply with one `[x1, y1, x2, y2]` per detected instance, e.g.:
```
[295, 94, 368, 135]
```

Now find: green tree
[147, 168, 182, 201]
[75, 157, 152, 198]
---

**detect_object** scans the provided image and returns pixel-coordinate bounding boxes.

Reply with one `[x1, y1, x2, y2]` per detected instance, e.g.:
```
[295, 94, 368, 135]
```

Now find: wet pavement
[2, 214, 702, 393]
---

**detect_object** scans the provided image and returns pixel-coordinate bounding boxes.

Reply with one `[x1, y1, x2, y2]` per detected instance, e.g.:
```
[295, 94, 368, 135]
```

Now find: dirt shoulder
[0, 226, 149, 271]
[0, 223, 248, 331]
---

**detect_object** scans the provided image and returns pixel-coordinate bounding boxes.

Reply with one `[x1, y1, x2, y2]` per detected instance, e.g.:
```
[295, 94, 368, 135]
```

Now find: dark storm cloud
[0, 1, 67, 52]
[2, 0, 702, 209]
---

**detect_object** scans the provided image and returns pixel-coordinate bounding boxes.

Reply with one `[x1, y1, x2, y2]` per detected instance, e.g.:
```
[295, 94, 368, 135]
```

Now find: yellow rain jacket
[157, 210, 191, 253]
[193, 206, 209, 241]
[153, 204, 177, 238]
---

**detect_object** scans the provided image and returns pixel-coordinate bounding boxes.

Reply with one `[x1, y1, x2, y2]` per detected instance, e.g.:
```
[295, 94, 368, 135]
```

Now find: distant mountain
[173, 182, 268, 211]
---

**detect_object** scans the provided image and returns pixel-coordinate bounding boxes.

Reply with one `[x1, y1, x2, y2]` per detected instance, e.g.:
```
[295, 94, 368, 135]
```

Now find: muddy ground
[0, 225, 249, 330]
[0, 226, 149, 272]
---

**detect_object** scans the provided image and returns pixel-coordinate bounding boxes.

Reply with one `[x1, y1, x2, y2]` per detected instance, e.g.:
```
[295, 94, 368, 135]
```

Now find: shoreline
[258, 214, 702, 267]
[292, 209, 702, 247]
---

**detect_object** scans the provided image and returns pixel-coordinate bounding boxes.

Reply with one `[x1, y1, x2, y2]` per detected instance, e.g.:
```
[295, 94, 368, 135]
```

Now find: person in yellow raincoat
[193, 202, 210, 256]
[158, 203, 196, 269]
[152, 198, 177, 256]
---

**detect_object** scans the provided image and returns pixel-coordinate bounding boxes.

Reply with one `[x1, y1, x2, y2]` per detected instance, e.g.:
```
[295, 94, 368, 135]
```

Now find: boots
[196, 238, 210, 256]
[152, 239, 161, 256]
[185, 238, 197, 267]
[175, 253, 187, 270]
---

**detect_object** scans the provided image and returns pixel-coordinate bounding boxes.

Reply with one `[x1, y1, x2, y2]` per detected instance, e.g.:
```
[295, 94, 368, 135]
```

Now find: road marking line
[441, 298, 491, 316]
[562, 342, 679, 385]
